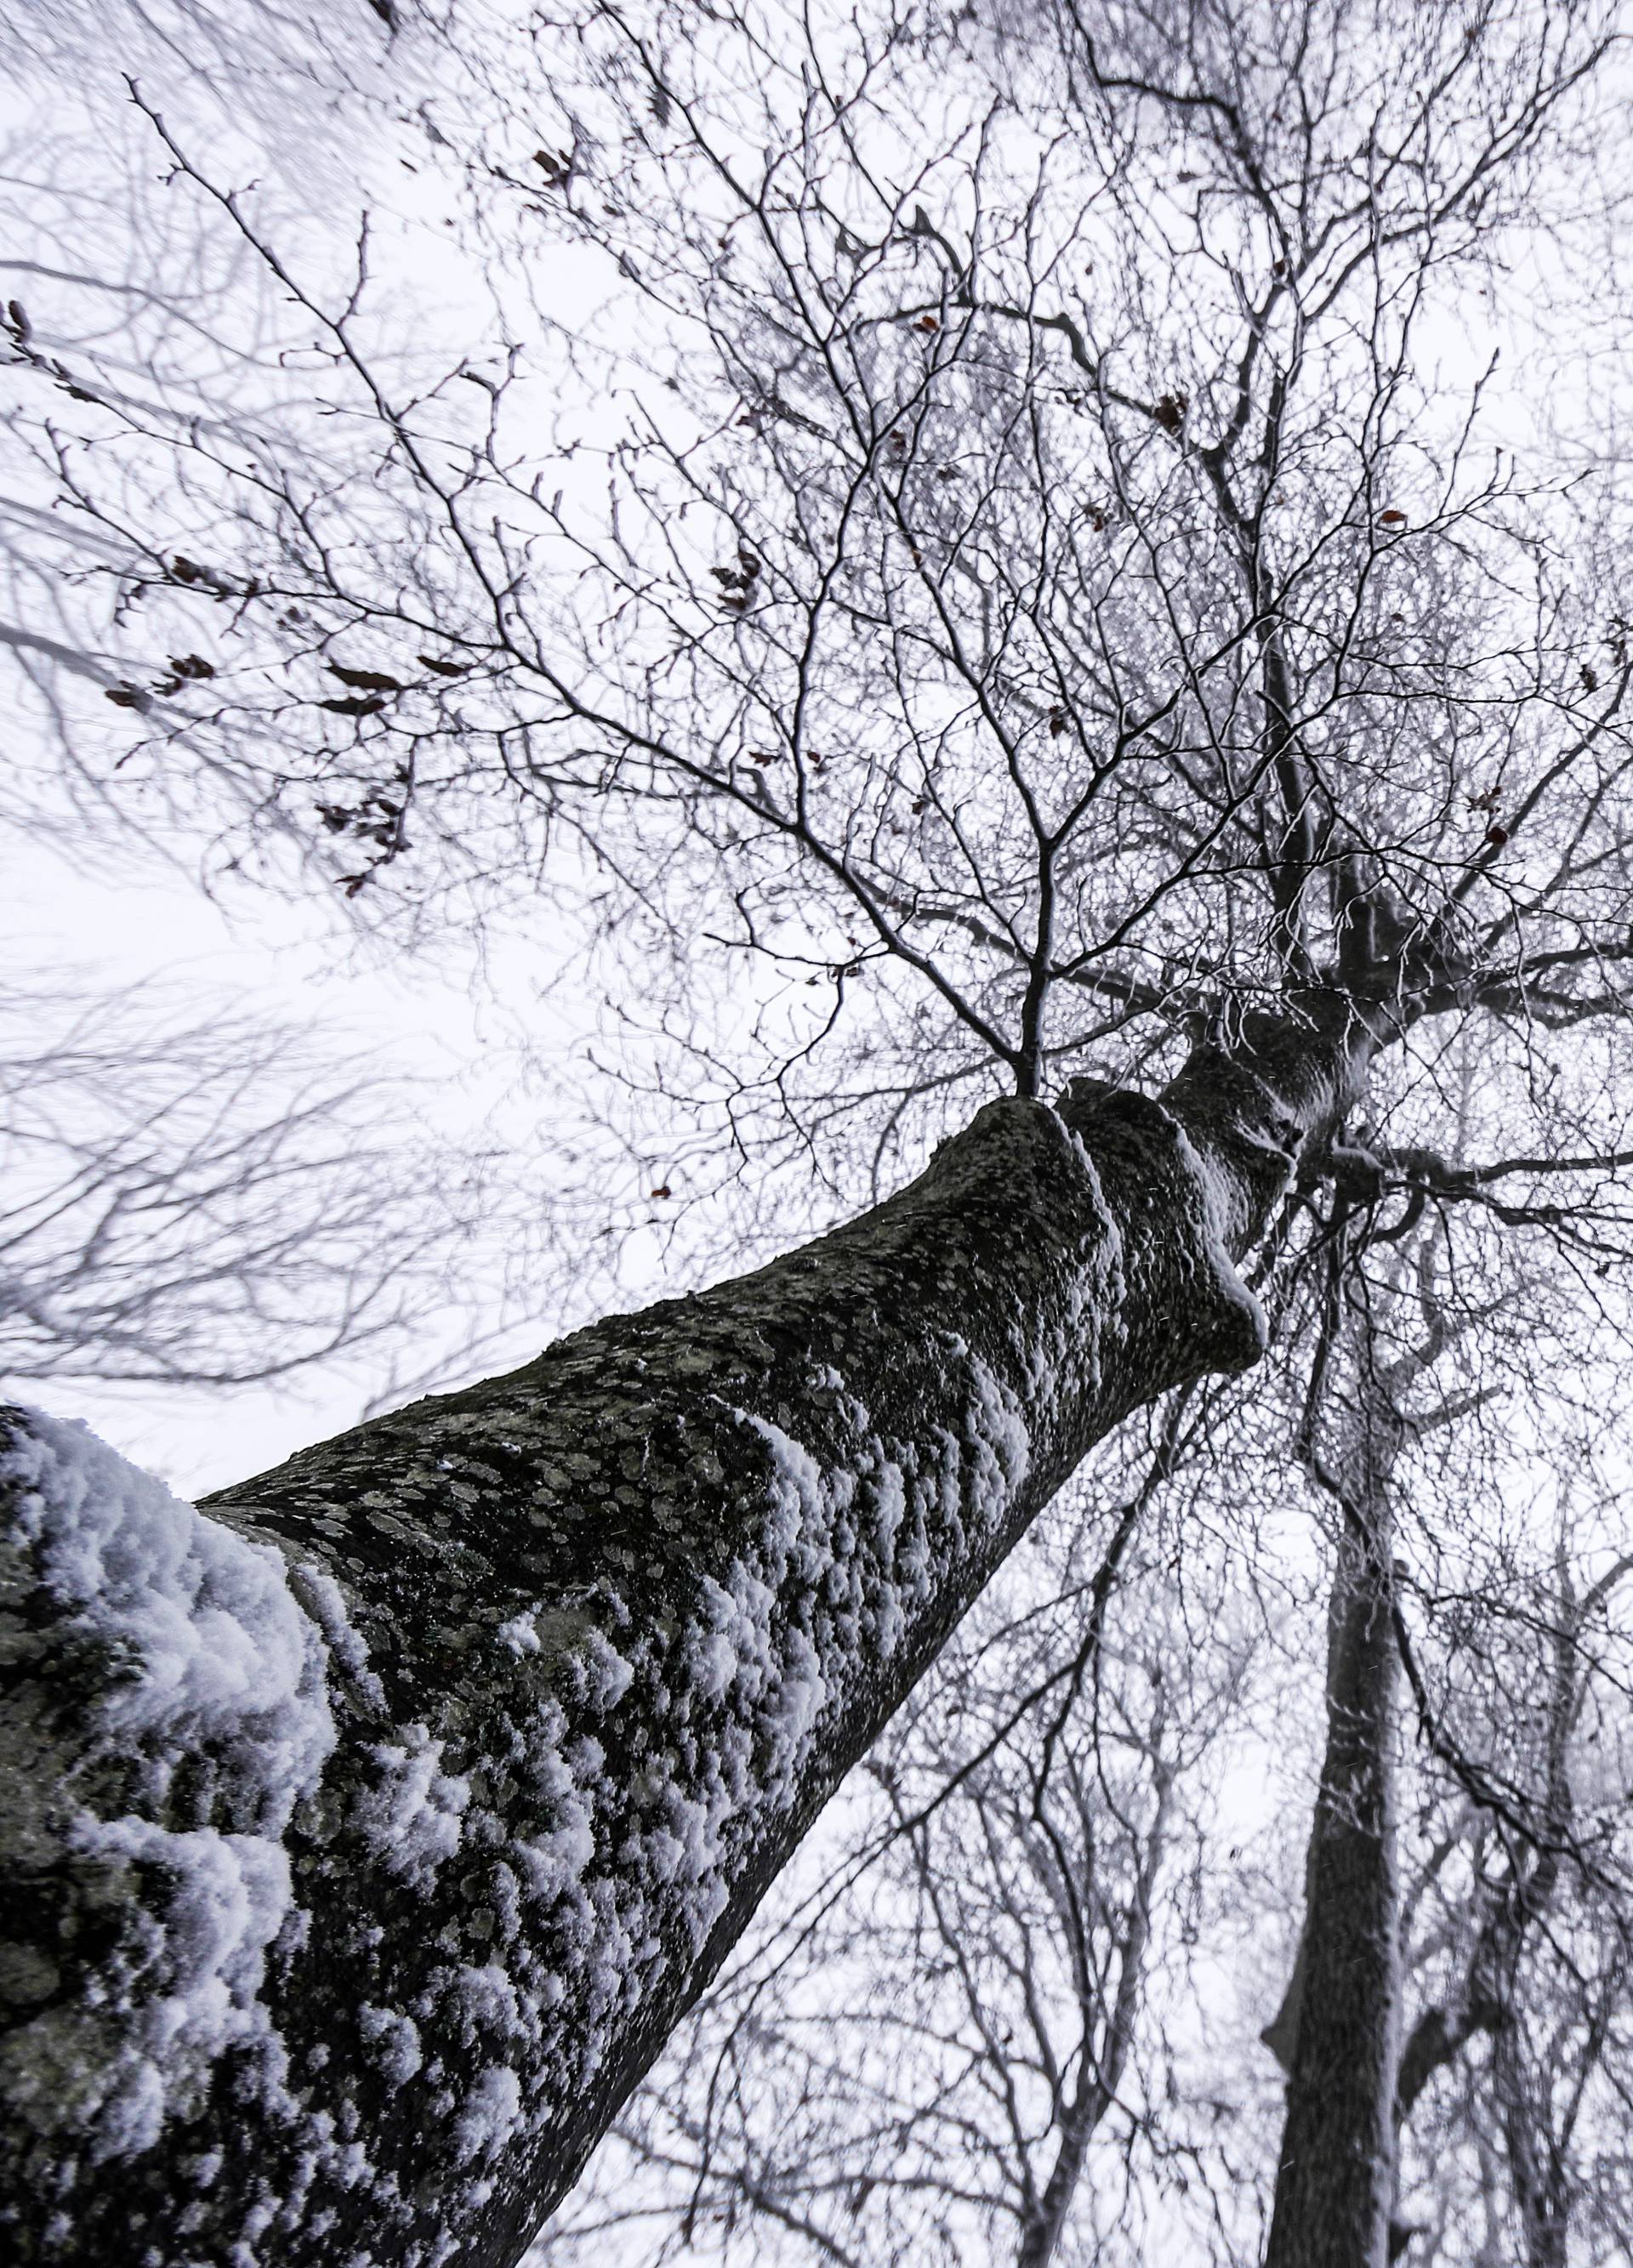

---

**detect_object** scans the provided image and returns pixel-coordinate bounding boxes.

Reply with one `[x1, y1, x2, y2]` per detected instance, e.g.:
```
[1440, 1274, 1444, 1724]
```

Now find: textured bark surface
[0, 1001, 1376, 2268]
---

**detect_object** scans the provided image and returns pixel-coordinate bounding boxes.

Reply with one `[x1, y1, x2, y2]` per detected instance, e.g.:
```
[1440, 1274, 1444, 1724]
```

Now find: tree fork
[1, 997, 1377, 2268]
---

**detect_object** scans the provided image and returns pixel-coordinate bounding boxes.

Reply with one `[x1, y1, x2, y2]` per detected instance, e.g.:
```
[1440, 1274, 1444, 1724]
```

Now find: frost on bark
[0, 999, 1375, 2268]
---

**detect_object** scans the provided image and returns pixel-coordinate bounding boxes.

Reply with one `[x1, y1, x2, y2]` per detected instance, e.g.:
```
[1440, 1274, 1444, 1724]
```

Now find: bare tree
[0, 969, 504, 1397]
[1389, 1469, 1633, 2266]
[1260, 1230, 1464, 2268]
[6, 4, 1633, 2266]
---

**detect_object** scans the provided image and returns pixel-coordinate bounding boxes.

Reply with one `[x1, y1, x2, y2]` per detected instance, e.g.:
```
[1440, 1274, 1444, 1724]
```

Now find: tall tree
[6, 3, 1633, 2265]
[0, 991, 1371, 2267]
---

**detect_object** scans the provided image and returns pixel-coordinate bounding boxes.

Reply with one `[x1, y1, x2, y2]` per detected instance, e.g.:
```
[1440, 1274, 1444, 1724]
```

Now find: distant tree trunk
[1265, 1525, 1401, 2268]
[1265, 1342, 1408, 2268]
[1391, 1543, 1594, 2268]
[0, 996, 1378, 2268]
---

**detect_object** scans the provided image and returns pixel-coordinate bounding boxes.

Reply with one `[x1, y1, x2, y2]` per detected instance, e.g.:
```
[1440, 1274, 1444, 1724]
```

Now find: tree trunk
[1264, 1397, 1403, 2268]
[0, 999, 1376, 2268]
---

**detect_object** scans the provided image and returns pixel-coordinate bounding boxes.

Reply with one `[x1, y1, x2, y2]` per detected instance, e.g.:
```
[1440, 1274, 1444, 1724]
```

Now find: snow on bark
[2, 1011, 1375, 2268]
[0, 1408, 338, 2170]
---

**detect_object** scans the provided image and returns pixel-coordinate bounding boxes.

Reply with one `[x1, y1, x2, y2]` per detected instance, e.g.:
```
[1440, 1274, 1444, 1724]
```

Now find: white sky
[12, 850, 441, 1486]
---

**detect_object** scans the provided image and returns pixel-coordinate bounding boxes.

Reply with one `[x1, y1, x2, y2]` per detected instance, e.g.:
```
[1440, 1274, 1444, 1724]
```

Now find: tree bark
[0, 998, 1377, 2268]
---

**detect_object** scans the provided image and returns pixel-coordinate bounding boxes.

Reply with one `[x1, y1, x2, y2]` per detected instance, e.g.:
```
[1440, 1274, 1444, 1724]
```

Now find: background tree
[0, 969, 515, 1401]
